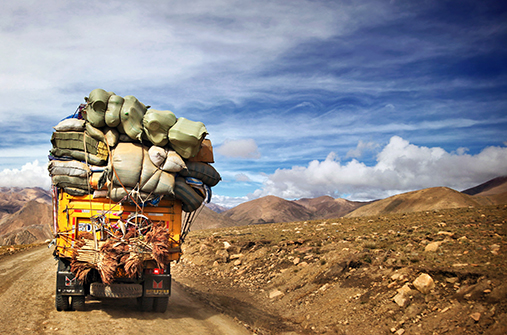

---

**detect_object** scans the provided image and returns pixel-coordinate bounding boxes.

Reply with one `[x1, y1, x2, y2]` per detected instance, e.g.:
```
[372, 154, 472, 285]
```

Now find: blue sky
[0, 0, 506, 208]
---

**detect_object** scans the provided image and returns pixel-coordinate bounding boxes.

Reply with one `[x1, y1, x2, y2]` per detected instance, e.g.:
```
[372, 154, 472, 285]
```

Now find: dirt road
[0, 246, 252, 335]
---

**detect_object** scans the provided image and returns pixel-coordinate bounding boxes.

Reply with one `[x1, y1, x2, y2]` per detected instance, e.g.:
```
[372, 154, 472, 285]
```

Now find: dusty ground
[0, 246, 252, 335]
[172, 204, 507, 335]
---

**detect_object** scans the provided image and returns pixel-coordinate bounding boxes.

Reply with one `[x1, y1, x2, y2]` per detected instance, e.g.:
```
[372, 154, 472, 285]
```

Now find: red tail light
[146, 268, 165, 275]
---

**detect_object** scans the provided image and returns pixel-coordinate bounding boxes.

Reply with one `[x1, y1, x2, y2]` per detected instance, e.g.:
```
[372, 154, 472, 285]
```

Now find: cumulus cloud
[216, 139, 261, 159]
[0, 160, 51, 189]
[252, 136, 507, 201]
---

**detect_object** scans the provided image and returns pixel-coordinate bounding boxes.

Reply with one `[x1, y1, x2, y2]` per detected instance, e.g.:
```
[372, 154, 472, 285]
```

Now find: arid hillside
[190, 206, 237, 230]
[0, 187, 51, 220]
[173, 204, 507, 335]
[294, 195, 368, 219]
[0, 188, 53, 246]
[345, 187, 482, 218]
[222, 195, 314, 225]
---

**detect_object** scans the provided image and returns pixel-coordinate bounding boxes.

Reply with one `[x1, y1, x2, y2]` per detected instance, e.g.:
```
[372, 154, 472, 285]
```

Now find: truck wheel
[137, 296, 154, 312]
[71, 295, 86, 311]
[55, 294, 70, 311]
[153, 297, 168, 313]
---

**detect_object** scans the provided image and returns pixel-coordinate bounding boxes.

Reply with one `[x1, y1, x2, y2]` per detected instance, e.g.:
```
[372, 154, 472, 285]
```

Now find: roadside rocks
[413, 273, 435, 294]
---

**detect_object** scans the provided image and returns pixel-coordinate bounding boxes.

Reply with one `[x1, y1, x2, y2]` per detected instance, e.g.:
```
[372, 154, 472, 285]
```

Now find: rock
[470, 312, 481, 322]
[293, 257, 300, 265]
[230, 253, 243, 260]
[298, 261, 308, 267]
[269, 289, 284, 299]
[446, 277, 459, 284]
[223, 241, 232, 249]
[437, 231, 454, 237]
[395, 329, 405, 335]
[295, 246, 313, 254]
[215, 249, 229, 263]
[490, 244, 500, 255]
[413, 273, 435, 294]
[233, 259, 242, 266]
[393, 284, 412, 307]
[424, 241, 443, 252]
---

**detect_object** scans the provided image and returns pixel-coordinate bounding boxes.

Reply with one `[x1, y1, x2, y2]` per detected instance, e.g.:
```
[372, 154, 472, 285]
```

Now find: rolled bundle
[53, 118, 86, 132]
[48, 160, 90, 178]
[178, 161, 221, 187]
[51, 132, 108, 159]
[143, 109, 176, 146]
[105, 94, 124, 127]
[168, 118, 207, 159]
[120, 95, 147, 141]
[83, 89, 114, 127]
[110, 142, 143, 187]
[174, 176, 204, 212]
[148, 146, 186, 173]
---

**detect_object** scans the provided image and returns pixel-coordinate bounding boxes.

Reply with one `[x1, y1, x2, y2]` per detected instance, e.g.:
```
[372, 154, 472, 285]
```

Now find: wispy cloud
[0, 0, 506, 208]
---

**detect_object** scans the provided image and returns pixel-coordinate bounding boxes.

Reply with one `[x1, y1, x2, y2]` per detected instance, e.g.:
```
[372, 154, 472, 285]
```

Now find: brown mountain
[0, 187, 51, 220]
[0, 187, 53, 246]
[0, 200, 53, 245]
[294, 195, 368, 219]
[222, 195, 314, 226]
[205, 203, 229, 213]
[188, 206, 237, 231]
[345, 187, 483, 218]
[461, 176, 507, 206]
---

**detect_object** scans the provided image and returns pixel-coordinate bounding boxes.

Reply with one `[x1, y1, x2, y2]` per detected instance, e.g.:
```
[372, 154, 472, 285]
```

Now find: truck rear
[49, 89, 220, 312]
[53, 191, 183, 312]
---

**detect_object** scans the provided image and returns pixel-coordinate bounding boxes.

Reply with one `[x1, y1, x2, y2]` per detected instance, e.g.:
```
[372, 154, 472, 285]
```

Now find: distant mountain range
[1, 176, 506, 245]
[192, 175, 507, 229]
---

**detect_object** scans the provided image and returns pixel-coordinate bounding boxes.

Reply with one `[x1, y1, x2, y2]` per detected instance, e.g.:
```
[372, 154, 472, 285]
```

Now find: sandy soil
[0, 246, 252, 335]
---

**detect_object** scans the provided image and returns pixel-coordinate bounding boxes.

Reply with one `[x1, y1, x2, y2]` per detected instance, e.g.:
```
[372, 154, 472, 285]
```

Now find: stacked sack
[48, 88, 221, 212]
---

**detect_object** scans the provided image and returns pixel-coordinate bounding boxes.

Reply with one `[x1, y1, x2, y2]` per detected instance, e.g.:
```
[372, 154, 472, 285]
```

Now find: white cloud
[216, 139, 261, 159]
[0, 160, 51, 189]
[210, 194, 250, 209]
[252, 136, 507, 201]
[346, 140, 380, 158]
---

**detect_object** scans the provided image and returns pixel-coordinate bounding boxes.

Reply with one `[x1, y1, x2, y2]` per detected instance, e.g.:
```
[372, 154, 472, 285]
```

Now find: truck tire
[153, 297, 168, 313]
[71, 295, 86, 311]
[137, 296, 154, 312]
[55, 294, 70, 311]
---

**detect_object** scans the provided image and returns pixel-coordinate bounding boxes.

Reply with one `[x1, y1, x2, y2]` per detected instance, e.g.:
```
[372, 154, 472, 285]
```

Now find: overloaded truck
[49, 89, 220, 312]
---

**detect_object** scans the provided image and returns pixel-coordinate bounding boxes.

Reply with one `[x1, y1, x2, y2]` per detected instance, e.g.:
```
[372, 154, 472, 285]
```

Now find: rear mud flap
[56, 259, 84, 296]
[144, 274, 171, 297]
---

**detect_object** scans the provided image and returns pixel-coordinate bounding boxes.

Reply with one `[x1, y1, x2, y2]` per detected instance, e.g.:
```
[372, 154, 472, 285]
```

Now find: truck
[53, 190, 187, 313]
[49, 89, 218, 313]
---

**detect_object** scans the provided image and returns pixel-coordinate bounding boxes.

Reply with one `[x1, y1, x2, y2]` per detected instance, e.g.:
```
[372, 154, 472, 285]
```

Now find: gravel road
[0, 246, 251, 335]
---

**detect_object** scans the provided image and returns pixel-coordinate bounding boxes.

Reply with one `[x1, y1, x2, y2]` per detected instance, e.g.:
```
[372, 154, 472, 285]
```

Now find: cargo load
[49, 89, 221, 313]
